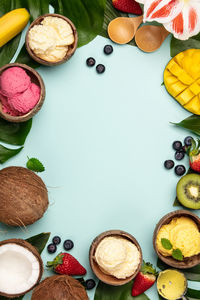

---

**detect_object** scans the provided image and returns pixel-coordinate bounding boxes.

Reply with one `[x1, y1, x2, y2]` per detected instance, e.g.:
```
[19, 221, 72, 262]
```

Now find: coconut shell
[0, 238, 43, 298]
[31, 275, 89, 300]
[0, 166, 48, 226]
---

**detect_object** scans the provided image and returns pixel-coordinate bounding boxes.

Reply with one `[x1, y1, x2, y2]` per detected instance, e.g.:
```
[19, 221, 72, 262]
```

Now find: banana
[0, 8, 30, 47]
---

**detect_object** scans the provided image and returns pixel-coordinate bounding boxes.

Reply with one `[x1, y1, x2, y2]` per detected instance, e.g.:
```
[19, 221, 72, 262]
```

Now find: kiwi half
[177, 173, 200, 209]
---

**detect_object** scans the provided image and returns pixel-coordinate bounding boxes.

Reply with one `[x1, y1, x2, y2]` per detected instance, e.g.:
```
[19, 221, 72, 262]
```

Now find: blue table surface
[2, 31, 200, 299]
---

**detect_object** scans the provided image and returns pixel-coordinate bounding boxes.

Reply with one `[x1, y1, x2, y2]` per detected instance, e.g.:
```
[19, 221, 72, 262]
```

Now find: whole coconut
[0, 166, 48, 226]
[31, 275, 89, 300]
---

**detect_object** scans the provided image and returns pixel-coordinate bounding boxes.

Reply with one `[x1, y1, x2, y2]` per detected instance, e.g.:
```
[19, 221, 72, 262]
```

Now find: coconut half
[32, 275, 89, 300]
[0, 239, 43, 298]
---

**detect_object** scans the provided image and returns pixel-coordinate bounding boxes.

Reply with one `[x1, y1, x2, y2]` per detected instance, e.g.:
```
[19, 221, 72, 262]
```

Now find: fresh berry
[188, 139, 200, 172]
[52, 236, 61, 245]
[175, 165, 186, 176]
[63, 239, 74, 251]
[184, 136, 193, 147]
[172, 141, 182, 151]
[112, 0, 143, 15]
[104, 45, 113, 55]
[86, 279, 96, 290]
[132, 261, 157, 296]
[96, 64, 105, 74]
[47, 253, 86, 276]
[86, 57, 96, 67]
[164, 160, 174, 169]
[47, 244, 57, 254]
[175, 151, 185, 160]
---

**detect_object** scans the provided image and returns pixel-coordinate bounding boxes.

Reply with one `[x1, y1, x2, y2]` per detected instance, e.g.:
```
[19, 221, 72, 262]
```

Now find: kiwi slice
[177, 173, 200, 209]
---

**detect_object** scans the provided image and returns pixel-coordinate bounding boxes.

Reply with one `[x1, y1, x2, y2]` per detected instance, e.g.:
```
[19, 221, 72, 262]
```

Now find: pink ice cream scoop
[8, 83, 41, 114]
[0, 93, 19, 116]
[0, 67, 31, 97]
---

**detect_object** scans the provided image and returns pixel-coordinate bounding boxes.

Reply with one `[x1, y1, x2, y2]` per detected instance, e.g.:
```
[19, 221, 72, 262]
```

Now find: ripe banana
[0, 8, 30, 47]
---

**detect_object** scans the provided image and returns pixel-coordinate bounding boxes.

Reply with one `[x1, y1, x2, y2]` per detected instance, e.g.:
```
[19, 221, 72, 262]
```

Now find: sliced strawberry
[47, 253, 87, 276]
[112, 0, 143, 15]
[132, 261, 157, 297]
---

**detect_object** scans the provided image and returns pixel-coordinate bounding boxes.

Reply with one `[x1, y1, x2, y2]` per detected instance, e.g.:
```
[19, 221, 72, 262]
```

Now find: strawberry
[132, 261, 157, 297]
[47, 252, 87, 276]
[112, 0, 143, 15]
[188, 138, 200, 173]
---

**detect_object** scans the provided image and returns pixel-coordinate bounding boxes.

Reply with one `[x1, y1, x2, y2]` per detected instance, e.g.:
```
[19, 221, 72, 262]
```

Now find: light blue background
[1, 32, 200, 299]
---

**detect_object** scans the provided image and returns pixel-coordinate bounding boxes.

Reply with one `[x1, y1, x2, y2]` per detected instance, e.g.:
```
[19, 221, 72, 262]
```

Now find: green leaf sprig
[161, 238, 183, 261]
[26, 157, 45, 172]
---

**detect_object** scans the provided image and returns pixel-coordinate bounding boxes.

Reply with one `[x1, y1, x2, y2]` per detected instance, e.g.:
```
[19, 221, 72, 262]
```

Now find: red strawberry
[112, 0, 143, 15]
[188, 138, 200, 172]
[132, 261, 157, 296]
[47, 253, 87, 276]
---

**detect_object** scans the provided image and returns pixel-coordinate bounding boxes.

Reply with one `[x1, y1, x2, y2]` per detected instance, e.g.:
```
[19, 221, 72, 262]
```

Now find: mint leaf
[26, 157, 45, 172]
[172, 249, 183, 261]
[161, 238, 173, 250]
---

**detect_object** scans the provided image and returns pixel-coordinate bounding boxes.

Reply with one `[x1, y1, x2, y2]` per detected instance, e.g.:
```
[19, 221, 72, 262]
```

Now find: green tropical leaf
[0, 232, 50, 300]
[53, 0, 106, 47]
[171, 33, 200, 57]
[187, 288, 200, 300]
[173, 115, 200, 136]
[0, 118, 32, 146]
[26, 232, 50, 254]
[0, 144, 23, 164]
[100, 0, 136, 46]
[94, 280, 150, 300]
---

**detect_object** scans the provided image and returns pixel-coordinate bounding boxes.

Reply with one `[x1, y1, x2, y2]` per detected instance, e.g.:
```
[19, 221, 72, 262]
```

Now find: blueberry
[104, 45, 113, 55]
[164, 160, 174, 169]
[175, 165, 186, 176]
[86, 279, 96, 290]
[96, 64, 105, 74]
[47, 243, 57, 254]
[86, 57, 96, 67]
[184, 136, 193, 146]
[172, 141, 182, 151]
[63, 240, 74, 251]
[175, 151, 185, 160]
[52, 236, 61, 245]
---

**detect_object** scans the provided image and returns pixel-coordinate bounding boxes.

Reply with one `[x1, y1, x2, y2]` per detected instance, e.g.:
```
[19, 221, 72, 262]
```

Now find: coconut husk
[31, 275, 89, 300]
[0, 166, 48, 226]
[0, 238, 43, 298]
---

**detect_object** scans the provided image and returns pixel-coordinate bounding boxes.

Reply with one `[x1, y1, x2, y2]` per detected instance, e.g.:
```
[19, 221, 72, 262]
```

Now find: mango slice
[164, 49, 200, 115]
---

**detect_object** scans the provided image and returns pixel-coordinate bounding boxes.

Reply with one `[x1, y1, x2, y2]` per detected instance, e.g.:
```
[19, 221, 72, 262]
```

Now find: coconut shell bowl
[89, 230, 142, 286]
[25, 13, 78, 66]
[153, 210, 200, 269]
[0, 63, 45, 123]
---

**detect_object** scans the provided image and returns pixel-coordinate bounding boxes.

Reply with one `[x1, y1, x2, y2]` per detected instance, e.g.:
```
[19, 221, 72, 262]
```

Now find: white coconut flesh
[0, 243, 40, 295]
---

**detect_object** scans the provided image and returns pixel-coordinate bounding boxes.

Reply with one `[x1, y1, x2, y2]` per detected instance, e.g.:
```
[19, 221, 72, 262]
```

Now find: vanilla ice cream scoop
[28, 16, 75, 63]
[95, 236, 141, 279]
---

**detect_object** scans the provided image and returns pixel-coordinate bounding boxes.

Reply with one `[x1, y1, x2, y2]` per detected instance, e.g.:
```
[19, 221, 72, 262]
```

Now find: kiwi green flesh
[177, 174, 200, 209]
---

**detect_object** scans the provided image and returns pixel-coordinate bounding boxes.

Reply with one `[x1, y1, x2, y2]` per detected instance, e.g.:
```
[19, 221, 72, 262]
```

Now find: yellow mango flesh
[164, 49, 200, 115]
